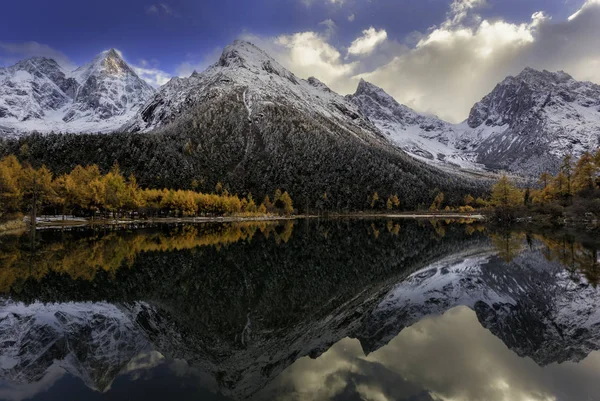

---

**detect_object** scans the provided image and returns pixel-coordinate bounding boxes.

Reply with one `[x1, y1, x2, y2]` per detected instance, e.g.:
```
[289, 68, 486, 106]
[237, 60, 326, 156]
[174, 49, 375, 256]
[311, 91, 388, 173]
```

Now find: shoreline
[0, 212, 487, 231]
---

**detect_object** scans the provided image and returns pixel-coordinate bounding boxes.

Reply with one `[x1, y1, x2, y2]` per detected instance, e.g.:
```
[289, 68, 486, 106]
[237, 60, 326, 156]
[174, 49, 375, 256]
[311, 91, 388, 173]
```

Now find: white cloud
[274, 32, 357, 84]
[348, 13, 356, 22]
[0, 41, 76, 70]
[319, 19, 337, 38]
[239, 32, 356, 91]
[356, 0, 600, 122]
[233, 0, 600, 124]
[347, 27, 388, 56]
[133, 65, 171, 87]
[446, 0, 487, 27]
[568, 0, 600, 20]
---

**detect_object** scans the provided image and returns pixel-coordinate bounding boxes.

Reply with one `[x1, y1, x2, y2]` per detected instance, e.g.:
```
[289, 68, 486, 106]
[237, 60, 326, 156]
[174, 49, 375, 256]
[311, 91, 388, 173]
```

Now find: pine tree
[279, 191, 294, 215]
[370, 192, 380, 209]
[573, 152, 597, 194]
[429, 192, 445, 211]
[490, 176, 522, 207]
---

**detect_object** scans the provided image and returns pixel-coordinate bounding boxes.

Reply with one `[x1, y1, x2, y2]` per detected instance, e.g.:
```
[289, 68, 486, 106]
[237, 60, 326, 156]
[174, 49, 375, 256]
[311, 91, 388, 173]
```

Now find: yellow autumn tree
[0, 155, 24, 216]
[279, 191, 294, 215]
[573, 152, 598, 194]
[103, 163, 127, 216]
[490, 176, 523, 207]
[430, 192, 445, 211]
[20, 164, 56, 223]
[370, 192, 380, 209]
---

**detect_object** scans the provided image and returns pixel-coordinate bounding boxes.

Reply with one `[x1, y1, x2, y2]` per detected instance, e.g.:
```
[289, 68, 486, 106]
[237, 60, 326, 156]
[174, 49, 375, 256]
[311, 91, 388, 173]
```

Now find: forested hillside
[0, 89, 488, 212]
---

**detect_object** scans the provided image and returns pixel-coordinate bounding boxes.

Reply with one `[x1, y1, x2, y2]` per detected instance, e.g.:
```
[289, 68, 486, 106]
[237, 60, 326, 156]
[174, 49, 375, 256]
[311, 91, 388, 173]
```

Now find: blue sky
[1, 0, 598, 121]
[0, 0, 584, 72]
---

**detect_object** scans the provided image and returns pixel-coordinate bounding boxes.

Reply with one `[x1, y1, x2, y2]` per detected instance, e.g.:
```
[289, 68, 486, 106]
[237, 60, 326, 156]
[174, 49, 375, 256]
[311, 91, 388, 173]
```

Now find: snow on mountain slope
[468, 68, 600, 175]
[123, 40, 381, 143]
[348, 79, 485, 170]
[0, 50, 154, 134]
[1, 40, 598, 177]
[66, 49, 155, 125]
[0, 58, 76, 122]
[350, 68, 600, 176]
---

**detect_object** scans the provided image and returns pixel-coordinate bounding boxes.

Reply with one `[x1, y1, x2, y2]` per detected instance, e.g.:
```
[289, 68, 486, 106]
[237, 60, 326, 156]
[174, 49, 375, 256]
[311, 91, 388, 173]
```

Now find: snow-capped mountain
[0, 58, 77, 122]
[2, 40, 598, 177]
[123, 40, 380, 142]
[0, 50, 154, 134]
[351, 68, 600, 176]
[468, 68, 600, 175]
[347, 79, 483, 170]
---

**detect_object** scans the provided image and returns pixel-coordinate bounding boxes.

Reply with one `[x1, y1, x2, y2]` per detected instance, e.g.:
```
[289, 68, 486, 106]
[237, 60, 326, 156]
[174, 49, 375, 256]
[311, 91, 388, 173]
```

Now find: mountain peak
[73, 48, 139, 83]
[353, 79, 399, 107]
[105, 48, 121, 58]
[12, 56, 63, 74]
[355, 78, 381, 95]
[513, 67, 574, 85]
[216, 40, 298, 83]
[218, 40, 272, 68]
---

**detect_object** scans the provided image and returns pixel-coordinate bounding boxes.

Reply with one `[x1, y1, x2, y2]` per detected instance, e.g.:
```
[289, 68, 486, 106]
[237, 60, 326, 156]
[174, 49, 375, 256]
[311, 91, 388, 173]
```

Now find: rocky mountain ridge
[0, 49, 154, 135]
[349, 68, 600, 176]
[124, 40, 380, 144]
[1, 40, 599, 177]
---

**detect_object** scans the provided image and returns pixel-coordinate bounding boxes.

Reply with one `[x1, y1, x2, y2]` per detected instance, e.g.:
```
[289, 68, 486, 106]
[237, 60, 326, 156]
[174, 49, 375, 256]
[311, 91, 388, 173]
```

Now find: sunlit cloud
[348, 27, 388, 56]
[233, 0, 600, 123]
[132, 65, 171, 87]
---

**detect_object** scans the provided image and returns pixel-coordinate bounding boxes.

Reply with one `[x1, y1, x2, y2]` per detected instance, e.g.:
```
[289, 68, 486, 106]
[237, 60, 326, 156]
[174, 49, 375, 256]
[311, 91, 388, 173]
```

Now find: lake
[0, 218, 599, 401]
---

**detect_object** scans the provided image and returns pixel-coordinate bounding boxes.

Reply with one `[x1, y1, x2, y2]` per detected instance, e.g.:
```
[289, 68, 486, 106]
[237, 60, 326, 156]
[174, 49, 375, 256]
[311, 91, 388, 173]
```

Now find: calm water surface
[0, 219, 599, 401]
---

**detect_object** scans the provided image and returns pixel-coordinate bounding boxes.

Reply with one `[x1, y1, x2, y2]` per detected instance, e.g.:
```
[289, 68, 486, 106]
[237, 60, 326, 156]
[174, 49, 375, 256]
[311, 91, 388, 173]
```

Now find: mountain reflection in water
[0, 219, 599, 401]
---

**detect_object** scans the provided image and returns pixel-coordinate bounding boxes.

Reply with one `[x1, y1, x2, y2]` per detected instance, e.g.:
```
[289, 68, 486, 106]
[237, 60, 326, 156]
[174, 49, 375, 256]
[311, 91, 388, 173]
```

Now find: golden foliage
[0, 221, 295, 293]
[0, 156, 296, 218]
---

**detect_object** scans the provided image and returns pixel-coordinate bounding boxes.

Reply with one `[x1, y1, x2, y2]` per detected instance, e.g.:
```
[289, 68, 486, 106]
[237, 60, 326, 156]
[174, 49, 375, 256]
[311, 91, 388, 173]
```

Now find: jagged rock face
[0, 49, 154, 134]
[67, 49, 155, 123]
[124, 40, 380, 142]
[348, 79, 482, 170]
[0, 58, 75, 121]
[351, 69, 600, 176]
[468, 68, 600, 174]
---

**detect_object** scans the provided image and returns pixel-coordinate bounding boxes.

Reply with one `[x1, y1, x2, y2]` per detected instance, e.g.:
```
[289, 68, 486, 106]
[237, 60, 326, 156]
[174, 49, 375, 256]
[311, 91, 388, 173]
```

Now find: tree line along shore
[1, 149, 599, 230]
